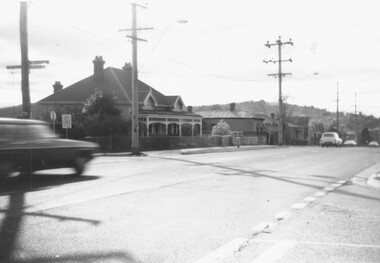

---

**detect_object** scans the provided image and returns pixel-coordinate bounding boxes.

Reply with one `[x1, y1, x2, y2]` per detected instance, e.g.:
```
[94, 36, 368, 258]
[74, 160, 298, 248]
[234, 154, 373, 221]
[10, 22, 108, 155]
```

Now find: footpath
[95, 145, 280, 157]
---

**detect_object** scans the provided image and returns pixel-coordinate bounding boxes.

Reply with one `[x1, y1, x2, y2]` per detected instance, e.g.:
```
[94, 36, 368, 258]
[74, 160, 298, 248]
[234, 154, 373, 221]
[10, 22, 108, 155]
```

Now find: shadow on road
[0, 172, 99, 195]
[156, 156, 380, 202]
[0, 173, 140, 262]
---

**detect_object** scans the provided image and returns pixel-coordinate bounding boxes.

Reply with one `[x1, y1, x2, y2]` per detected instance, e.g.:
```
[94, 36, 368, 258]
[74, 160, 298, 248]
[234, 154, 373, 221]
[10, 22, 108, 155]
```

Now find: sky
[1, 0, 380, 117]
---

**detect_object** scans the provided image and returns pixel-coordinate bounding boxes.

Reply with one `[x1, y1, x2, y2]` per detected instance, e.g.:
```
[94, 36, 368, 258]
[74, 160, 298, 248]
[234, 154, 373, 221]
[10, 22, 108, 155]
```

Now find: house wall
[202, 118, 264, 135]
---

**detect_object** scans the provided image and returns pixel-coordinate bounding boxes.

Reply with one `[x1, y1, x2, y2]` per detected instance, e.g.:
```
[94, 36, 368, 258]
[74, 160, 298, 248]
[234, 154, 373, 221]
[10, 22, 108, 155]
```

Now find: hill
[193, 100, 380, 131]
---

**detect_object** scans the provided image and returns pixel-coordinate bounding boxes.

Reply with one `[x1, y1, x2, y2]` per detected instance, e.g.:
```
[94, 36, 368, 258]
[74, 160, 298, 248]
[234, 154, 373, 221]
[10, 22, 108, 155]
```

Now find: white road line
[323, 186, 335, 192]
[315, 191, 326, 197]
[253, 239, 380, 249]
[275, 211, 292, 221]
[193, 238, 248, 263]
[290, 203, 307, 209]
[251, 223, 272, 235]
[250, 240, 296, 263]
[304, 196, 316, 202]
[337, 180, 346, 184]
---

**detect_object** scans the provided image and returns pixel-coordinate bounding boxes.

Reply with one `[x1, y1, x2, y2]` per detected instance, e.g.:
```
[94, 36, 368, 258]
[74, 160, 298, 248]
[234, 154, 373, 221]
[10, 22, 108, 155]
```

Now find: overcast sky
[1, 0, 379, 117]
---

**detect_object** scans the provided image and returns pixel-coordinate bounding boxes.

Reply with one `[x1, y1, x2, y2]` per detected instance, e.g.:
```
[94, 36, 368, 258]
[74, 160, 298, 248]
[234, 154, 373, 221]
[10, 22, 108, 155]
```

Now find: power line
[30, 2, 116, 41]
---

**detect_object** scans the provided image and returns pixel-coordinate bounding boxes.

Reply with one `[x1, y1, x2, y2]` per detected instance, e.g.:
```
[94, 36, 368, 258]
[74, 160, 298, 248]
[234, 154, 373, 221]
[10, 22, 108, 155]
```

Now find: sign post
[50, 111, 57, 133]
[62, 114, 72, 139]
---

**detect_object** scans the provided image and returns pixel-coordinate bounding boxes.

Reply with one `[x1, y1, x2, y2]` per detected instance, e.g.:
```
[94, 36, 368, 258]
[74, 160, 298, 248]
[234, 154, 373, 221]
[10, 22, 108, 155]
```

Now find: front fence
[85, 135, 267, 153]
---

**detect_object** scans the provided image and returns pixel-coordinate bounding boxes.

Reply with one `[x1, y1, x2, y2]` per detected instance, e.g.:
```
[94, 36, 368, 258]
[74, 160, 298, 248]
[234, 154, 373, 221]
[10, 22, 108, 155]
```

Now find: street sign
[62, 114, 72, 129]
[50, 111, 56, 121]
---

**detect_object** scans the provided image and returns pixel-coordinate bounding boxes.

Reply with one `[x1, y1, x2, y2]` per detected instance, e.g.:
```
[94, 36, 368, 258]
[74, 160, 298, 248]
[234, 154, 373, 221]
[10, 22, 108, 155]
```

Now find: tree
[212, 120, 232, 136]
[360, 127, 372, 145]
[81, 90, 129, 136]
[82, 90, 120, 117]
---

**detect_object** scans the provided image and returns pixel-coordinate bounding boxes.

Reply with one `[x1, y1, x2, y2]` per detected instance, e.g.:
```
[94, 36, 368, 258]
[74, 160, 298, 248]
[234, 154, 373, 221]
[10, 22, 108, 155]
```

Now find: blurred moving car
[320, 132, 343, 147]
[368, 141, 379, 147]
[343, 140, 357, 147]
[0, 118, 98, 178]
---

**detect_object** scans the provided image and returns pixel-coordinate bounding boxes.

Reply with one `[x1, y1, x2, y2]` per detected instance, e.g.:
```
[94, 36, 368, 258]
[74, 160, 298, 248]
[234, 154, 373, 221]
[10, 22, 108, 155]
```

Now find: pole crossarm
[126, 35, 147, 42]
[267, 73, 292, 77]
[6, 60, 49, 70]
[263, 58, 292, 63]
[29, 60, 49, 65]
[119, 27, 154, 32]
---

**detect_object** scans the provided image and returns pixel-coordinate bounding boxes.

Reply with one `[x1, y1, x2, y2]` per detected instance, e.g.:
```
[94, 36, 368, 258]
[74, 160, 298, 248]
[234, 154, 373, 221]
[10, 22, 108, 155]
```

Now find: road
[0, 146, 379, 262]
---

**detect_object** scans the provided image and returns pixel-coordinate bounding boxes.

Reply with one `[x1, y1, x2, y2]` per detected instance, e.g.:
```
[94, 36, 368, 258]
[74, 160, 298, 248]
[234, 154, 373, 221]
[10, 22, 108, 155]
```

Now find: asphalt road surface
[0, 146, 379, 262]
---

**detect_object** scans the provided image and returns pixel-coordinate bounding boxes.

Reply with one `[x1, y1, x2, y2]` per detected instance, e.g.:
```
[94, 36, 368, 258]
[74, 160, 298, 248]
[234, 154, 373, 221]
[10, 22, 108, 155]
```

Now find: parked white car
[343, 140, 357, 147]
[320, 132, 343, 148]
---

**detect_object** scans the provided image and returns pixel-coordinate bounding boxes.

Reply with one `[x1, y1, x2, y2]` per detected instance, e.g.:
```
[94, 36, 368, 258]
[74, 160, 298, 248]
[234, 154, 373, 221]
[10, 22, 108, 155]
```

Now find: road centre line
[275, 211, 292, 221]
[315, 191, 327, 197]
[249, 240, 296, 263]
[290, 203, 308, 209]
[196, 179, 349, 263]
[304, 196, 316, 202]
[253, 239, 380, 249]
[337, 180, 347, 184]
[193, 238, 248, 263]
[251, 222, 275, 235]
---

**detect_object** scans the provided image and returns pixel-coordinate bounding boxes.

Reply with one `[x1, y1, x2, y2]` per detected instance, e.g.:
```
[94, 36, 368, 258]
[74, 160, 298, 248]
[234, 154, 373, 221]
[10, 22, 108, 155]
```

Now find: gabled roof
[38, 67, 181, 107]
[195, 110, 263, 119]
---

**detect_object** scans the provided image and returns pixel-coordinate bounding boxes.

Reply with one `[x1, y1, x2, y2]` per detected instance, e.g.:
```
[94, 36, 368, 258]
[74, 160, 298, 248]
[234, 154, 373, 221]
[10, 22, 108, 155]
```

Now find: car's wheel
[73, 155, 88, 175]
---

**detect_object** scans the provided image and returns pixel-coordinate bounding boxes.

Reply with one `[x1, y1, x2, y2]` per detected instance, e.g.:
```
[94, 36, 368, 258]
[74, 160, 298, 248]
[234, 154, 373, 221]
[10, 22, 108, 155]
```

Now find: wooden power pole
[264, 36, 293, 146]
[336, 82, 339, 134]
[6, 2, 48, 119]
[119, 3, 152, 155]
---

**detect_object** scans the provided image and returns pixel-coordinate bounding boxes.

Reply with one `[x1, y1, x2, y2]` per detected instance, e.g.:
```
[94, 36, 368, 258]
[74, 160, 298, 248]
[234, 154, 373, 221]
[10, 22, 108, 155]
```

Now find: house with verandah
[0, 56, 202, 137]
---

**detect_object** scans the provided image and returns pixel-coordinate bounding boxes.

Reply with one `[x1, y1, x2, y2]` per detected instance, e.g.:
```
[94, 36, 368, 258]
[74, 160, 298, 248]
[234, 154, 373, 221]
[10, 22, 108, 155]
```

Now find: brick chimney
[93, 56, 105, 81]
[187, 106, 193, 113]
[122, 62, 132, 72]
[230, 102, 236, 111]
[52, 81, 63, 93]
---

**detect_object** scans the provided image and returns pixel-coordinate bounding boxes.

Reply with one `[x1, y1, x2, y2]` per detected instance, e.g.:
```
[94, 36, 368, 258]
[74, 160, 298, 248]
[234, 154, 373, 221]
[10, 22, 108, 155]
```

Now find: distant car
[0, 118, 98, 178]
[368, 141, 379, 147]
[320, 132, 343, 147]
[343, 140, 357, 147]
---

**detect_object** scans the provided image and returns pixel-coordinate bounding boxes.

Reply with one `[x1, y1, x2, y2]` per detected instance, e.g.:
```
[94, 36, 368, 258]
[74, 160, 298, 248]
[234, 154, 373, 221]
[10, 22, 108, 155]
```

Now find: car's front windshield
[23, 124, 58, 139]
[0, 124, 58, 140]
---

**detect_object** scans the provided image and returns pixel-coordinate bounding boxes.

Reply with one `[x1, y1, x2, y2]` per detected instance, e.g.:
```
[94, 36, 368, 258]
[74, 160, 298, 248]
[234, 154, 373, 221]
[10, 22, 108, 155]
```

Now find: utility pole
[6, 2, 49, 119]
[354, 92, 357, 141]
[119, 3, 152, 155]
[264, 36, 293, 146]
[336, 82, 339, 134]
